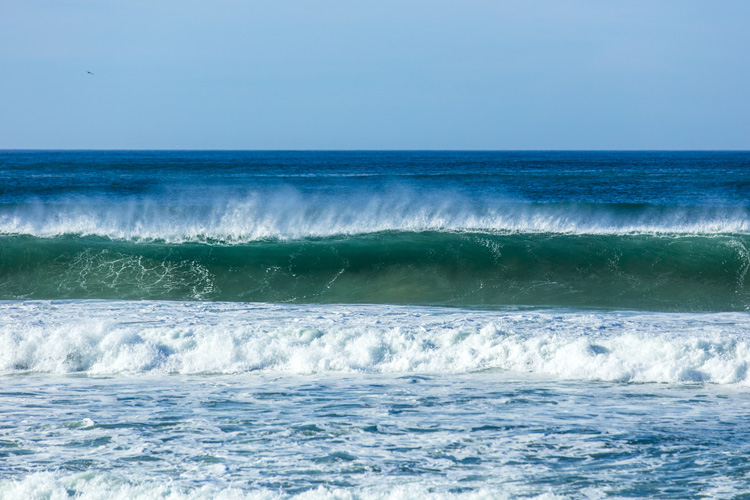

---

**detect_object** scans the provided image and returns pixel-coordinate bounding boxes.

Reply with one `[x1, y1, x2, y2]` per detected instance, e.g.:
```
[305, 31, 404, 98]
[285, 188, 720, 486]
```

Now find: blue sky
[1, 1, 748, 149]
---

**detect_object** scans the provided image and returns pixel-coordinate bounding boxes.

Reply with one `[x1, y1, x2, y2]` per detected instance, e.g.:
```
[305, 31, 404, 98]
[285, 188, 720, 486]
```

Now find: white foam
[1, 190, 748, 241]
[0, 472, 556, 500]
[2, 301, 750, 386]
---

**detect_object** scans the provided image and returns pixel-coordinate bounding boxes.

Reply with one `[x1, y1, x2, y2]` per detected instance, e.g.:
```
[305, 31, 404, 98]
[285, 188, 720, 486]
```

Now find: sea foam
[2, 301, 749, 385]
[0, 472, 556, 500]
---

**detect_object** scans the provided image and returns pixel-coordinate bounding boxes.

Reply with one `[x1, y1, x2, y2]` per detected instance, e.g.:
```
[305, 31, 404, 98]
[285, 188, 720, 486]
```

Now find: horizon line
[2, 148, 750, 153]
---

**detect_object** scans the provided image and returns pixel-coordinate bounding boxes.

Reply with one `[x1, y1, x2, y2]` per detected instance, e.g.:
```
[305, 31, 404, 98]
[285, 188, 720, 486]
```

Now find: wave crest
[1, 191, 749, 242]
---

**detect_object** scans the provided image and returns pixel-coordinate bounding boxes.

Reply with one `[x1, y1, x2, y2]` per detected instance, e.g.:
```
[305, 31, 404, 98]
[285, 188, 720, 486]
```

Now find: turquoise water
[1, 151, 749, 498]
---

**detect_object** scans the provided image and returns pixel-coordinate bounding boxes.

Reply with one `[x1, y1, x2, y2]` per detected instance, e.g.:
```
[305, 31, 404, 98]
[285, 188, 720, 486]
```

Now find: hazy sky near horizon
[1, 1, 749, 150]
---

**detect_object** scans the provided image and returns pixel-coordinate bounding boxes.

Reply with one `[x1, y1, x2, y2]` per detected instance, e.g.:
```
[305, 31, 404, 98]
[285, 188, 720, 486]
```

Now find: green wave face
[1, 232, 748, 311]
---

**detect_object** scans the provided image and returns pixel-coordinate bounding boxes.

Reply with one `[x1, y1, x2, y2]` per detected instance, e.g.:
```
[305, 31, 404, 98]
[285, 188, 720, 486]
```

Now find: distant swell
[0, 232, 747, 310]
[2, 301, 750, 385]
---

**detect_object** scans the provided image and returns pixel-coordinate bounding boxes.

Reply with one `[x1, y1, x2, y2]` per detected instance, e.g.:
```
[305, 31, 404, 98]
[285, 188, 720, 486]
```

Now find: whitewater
[2, 150, 750, 499]
[3, 300, 750, 384]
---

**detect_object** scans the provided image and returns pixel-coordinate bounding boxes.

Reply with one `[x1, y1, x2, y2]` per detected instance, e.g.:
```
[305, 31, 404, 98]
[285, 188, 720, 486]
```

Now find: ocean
[1, 150, 749, 499]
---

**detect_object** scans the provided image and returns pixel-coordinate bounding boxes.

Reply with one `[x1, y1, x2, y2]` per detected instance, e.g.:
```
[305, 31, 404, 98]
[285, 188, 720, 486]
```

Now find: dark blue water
[2, 150, 749, 204]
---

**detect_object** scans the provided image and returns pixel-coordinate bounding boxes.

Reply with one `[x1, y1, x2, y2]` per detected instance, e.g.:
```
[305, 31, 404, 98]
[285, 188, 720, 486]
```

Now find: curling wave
[0, 232, 747, 310]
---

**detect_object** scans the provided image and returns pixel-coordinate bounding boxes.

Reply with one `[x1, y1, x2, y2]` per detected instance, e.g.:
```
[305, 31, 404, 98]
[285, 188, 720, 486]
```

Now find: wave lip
[1, 196, 749, 242]
[2, 301, 750, 386]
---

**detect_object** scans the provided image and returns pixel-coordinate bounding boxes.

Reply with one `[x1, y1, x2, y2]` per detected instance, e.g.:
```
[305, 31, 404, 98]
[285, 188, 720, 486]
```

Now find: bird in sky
[87, 71, 94, 75]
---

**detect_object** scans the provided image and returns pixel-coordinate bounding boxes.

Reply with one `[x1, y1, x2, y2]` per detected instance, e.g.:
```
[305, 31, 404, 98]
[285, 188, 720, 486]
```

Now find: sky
[1, 1, 749, 150]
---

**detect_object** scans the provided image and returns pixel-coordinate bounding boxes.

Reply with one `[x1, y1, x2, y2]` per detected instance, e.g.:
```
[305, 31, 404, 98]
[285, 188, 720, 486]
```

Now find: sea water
[1, 151, 749, 499]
